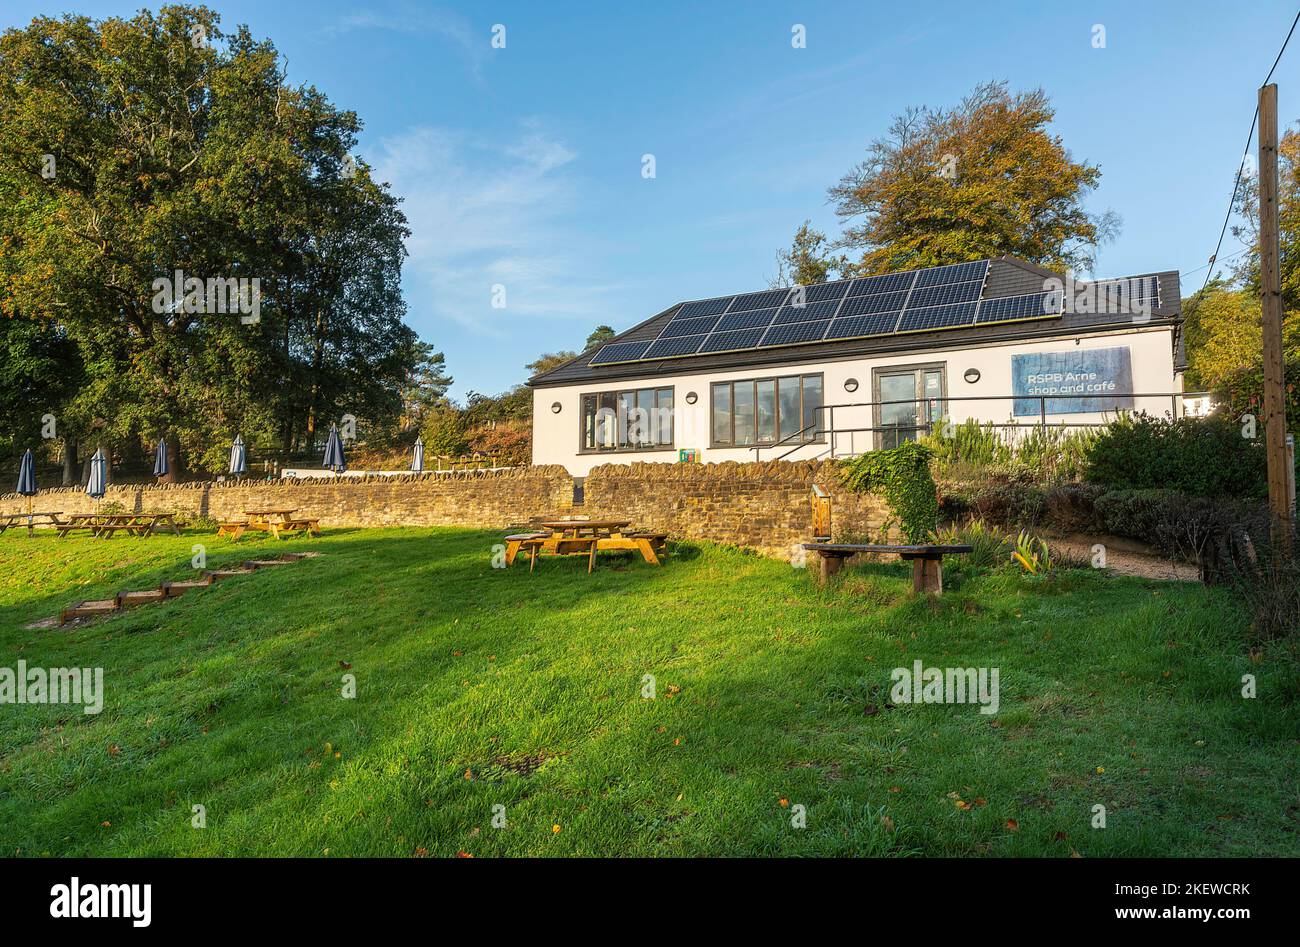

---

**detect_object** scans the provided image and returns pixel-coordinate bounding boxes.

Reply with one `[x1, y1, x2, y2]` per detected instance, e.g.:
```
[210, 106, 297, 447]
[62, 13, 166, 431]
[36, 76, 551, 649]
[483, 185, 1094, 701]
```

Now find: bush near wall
[1083, 412, 1270, 498]
[840, 441, 938, 543]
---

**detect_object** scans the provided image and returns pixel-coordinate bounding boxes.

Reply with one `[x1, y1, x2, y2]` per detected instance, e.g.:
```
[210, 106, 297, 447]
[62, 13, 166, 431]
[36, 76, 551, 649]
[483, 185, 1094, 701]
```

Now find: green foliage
[1083, 413, 1269, 498]
[421, 409, 471, 458]
[839, 441, 938, 542]
[923, 419, 1098, 484]
[0, 5, 420, 474]
[933, 518, 1011, 569]
[771, 219, 845, 288]
[585, 325, 616, 349]
[1011, 529, 1053, 575]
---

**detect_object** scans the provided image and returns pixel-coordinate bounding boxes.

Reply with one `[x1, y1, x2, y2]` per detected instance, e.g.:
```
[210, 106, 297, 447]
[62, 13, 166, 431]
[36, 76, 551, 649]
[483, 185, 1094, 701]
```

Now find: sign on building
[1012, 346, 1134, 416]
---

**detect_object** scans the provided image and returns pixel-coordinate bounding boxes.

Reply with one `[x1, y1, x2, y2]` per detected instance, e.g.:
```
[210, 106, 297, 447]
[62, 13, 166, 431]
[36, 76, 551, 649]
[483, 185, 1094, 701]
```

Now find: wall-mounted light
[685, 391, 698, 405]
[551, 402, 562, 414]
[844, 378, 859, 392]
[963, 368, 981, 384]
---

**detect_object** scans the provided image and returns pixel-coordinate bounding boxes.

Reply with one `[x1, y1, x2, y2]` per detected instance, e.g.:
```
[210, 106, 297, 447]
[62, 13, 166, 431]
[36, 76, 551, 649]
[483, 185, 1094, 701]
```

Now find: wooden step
[159, 577, 214, 597]
[116, 589, 166, 608]
[61, 599, 119, 624]
[204, 568, 255, 581]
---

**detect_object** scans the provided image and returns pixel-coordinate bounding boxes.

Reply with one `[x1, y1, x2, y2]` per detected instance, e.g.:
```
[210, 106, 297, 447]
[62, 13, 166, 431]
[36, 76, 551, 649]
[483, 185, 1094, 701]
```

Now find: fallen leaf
[552, 824, 561, 834]
[338, 660, 351, 669]
[1005, 819, 1019, 832]
[779, 798, 789, 808]
[456, 850, 473, 858]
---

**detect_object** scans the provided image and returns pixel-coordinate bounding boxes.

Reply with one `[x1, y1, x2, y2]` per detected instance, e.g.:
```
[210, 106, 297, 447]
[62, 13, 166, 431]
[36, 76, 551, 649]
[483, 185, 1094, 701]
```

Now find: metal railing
[750, 390, 1215, 462]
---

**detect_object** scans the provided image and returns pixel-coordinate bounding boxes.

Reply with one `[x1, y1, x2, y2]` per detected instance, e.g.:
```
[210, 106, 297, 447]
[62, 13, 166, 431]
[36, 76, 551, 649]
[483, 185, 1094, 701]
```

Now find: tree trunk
[62, 436, 78, 486]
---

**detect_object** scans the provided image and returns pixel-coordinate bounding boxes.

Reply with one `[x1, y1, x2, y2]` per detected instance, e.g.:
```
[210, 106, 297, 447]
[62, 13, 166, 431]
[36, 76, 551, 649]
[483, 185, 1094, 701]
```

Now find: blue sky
[9, 1, 1298, 398]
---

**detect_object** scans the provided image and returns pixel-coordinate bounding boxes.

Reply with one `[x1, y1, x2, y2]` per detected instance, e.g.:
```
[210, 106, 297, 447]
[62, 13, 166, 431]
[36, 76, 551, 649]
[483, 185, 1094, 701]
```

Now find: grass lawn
[0, 526, 1296, 857]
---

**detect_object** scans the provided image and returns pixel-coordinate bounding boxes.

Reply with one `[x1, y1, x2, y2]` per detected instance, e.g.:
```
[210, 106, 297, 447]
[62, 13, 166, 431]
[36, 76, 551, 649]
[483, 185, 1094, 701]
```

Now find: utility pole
[1258, 83, 1294, 550]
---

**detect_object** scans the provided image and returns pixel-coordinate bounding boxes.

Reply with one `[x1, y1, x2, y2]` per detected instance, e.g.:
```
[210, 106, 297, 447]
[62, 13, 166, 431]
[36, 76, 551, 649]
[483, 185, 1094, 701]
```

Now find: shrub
[421, 409, 471, 458]
[468, 420, 531, 466]
[1083, 413, 1269, 497]
[840, 441, 938, 542]
[964, 481, 1047, 528]
[934, 519, 1011, 569]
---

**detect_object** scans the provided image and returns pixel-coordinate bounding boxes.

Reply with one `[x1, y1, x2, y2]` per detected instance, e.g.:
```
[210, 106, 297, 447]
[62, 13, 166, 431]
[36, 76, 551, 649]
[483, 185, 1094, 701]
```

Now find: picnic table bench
[0, 511, 65, 535]
[218, 509, 321, 540]
[802, 543, 974, 594]
[504, 519, 665, 572]
[56, 512, 181, 539]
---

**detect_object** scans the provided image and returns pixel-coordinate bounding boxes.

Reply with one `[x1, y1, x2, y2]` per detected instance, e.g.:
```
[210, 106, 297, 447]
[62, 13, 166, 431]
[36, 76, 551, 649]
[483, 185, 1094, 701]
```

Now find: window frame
[709, 373, 825, 449]
[578, 385, 677, 454]
[871, 362, 947, 450]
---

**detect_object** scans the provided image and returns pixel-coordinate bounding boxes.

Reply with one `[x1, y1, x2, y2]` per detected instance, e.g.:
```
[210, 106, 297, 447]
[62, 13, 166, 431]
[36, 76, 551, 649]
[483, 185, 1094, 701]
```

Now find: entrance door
[874, 366, 946, 449]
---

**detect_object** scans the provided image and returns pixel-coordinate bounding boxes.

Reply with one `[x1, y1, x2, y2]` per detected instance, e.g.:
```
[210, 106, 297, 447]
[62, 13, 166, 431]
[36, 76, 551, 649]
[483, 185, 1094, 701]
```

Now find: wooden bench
[626, 531, 668, 554]
[554, 536, 600, 573]
[801, 543, 974, 594]
[282, 518, 321, 535]
[504, 532, 550, 567]
[217, 521, 250, 539]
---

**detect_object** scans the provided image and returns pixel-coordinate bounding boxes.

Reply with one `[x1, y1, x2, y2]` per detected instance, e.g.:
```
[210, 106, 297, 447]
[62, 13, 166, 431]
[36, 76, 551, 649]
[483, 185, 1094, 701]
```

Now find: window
[580, 386, 674, 452]
[711, 373, 823, 447]
[872, 364, 946, 450]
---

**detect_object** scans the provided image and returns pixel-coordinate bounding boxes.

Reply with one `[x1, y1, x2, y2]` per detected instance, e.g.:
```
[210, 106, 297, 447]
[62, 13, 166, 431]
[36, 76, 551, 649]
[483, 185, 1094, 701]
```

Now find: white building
[530, 256, 1191, 477]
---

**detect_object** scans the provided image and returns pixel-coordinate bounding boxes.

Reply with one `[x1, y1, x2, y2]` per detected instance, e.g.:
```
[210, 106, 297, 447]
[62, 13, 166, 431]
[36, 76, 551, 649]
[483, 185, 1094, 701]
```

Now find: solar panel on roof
[644, 334, 707, 359]
[729, 288, 790, 312]
[675, 297, 733, 319]
[580, 258, 1058, 365]
[847, 272, 915, 296]
[789, 280, 853, 303]
[761, 319, 831, 346]
[914, 260, 989, 287]
[897, 302, 978, 333]
[587, 340, 653, 365]
[716, 307, 779, 331]
[906, 279, 984, 309]
[976, 292, 1062, 324]
[772, 299, 841, 325]
[839, 291, 909, 316]
[824, 312, 900, 339]
[700, 326, 769, 352]
[659, 314, 721, 338]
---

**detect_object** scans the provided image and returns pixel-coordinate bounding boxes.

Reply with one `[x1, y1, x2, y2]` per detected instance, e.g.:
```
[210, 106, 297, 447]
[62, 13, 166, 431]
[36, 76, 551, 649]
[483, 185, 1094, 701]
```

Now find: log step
[60, 599, 119, 624]
[160, 577, 214, 597]
[56, 552, 317, 626]
[116, 589, 166, 608]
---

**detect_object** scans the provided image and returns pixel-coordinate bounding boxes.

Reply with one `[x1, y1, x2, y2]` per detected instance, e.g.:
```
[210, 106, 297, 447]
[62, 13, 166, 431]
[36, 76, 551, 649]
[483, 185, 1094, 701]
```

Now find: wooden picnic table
[56, 511, 181, 539]
[0, 511, 65, 536]
[505, 519, 666, 572]
[217, 508, 320, 540]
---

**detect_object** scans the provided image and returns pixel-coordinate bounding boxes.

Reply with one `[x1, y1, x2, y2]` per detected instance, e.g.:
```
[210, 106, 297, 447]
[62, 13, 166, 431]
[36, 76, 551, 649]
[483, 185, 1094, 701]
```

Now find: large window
[580, 386, 674, 452]
[711, 374, 823, 447]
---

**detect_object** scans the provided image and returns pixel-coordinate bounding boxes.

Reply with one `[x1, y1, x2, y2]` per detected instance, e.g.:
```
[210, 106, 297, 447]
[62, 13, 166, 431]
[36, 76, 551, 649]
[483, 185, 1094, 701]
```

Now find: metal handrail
[750, 390, 1215, 462]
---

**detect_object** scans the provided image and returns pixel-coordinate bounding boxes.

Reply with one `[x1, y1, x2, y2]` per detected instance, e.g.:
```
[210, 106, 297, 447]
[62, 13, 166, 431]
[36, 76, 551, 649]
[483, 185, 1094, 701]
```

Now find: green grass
[1, 527, 1296, 857]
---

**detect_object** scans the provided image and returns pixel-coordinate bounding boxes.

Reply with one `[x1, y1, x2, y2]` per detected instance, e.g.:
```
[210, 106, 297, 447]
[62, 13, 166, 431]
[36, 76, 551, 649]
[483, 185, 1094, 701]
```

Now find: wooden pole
[1258, 83, 1294, 549]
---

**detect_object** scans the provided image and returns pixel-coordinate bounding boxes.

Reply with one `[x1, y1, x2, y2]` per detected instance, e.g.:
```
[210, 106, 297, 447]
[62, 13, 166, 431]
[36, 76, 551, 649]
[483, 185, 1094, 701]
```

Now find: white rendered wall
[532, 326, 1180, 477]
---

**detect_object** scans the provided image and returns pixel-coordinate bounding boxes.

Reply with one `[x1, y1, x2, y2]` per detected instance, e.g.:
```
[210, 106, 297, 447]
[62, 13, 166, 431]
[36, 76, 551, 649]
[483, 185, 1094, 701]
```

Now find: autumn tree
[829, 80, 1118, 276]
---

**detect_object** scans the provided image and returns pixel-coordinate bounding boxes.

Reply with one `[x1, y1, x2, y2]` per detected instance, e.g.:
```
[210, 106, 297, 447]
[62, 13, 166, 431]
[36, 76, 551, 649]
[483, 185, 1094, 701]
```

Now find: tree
[1231, 126, 1300, 310]
[585, 325, 616, 349]
[421, 407, 470, 458]
[770, 220, 845, 288]
[1182, 285, 1300, 431]
[0, 6, 416, 474]
[828, 80, 1118, 276]
[400, 341, 453, 431]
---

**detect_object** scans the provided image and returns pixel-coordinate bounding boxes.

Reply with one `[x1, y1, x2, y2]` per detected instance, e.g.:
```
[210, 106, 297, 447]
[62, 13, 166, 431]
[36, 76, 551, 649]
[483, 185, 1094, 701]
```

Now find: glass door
[874, 366, 946, 449]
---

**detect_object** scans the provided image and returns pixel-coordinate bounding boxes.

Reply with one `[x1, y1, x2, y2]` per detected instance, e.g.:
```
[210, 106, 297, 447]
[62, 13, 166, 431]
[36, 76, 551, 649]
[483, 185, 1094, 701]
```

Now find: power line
[1196, 8, 1300, 299]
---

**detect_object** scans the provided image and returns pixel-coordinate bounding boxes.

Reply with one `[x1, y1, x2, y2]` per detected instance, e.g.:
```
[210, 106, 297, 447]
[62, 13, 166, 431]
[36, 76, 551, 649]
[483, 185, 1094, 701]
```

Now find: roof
[528, 256, 1183, 388]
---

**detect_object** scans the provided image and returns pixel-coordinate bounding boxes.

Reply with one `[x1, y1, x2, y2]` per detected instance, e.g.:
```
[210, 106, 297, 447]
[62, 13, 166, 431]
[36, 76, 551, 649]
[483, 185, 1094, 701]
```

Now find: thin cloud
[367, 123, 626, 343]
